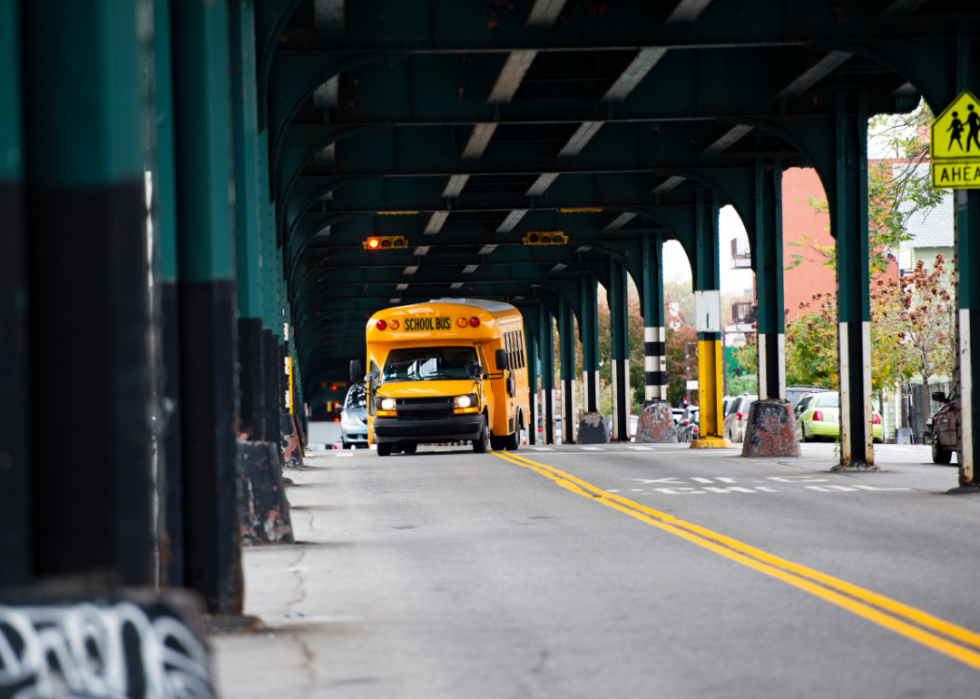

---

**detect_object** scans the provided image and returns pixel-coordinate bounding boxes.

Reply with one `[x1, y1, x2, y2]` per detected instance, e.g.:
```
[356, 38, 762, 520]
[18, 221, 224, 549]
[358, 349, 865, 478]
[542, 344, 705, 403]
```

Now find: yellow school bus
[349, 299, 531, 456]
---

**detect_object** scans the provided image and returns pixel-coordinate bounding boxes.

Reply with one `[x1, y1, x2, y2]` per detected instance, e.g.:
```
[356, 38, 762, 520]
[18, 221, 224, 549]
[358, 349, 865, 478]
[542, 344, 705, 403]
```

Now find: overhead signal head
[364, 235, 409, 250]
[523, 232, 568, 245]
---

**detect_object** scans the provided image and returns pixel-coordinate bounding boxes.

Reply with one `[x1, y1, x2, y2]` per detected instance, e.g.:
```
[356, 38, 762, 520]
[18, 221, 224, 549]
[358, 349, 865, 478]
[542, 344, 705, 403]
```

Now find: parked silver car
[723, 394, 758, 443]
[341, 383, 369, 448]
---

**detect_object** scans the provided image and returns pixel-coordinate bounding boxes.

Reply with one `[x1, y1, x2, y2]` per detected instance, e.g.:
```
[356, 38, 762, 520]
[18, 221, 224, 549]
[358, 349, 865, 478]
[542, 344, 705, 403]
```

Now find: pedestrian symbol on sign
[931, 90, 980, 161]
[930, 90, 980, 190]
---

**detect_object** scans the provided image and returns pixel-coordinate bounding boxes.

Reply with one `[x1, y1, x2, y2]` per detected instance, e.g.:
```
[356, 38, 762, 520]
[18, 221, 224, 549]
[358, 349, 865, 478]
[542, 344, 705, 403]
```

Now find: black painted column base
[238, 318, 266, 441]
[263, 330, 280, 444]
[28, 182, 153, 585]
[611, 359, 630, 441]
[281, 414, 304, 467]
[0, 181, 30, 586]
[160, 280, 184, 588]
[240, 440, 294, 544]
[544, 389, 555, 444]
[178, 280, 243, 615]
[577, 413, 610, 444]
[561, 378, 575, 444]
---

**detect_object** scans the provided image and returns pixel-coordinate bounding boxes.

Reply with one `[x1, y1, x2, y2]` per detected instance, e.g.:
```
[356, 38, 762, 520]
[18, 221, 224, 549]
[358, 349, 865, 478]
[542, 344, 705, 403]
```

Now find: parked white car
[723, 394, 758, 443]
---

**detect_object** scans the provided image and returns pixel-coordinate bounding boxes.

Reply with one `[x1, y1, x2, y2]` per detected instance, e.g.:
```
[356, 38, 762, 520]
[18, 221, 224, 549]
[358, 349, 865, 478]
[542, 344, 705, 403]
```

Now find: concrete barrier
[741, 399, 802, 458]
[240, 440, 295, 545]
[577, 412, 610, 444]
[280, 414, 304, 467]
[634, 401, 678, 443]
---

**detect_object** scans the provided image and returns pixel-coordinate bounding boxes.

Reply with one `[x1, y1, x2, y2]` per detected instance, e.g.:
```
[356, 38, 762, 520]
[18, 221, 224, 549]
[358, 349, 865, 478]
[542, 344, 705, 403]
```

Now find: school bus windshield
[382, 346, 479, 383]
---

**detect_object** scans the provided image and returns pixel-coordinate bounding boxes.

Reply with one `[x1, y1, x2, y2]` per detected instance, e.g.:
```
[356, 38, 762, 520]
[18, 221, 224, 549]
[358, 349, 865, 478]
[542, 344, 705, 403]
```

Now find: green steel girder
[276, 49, 912, 187]
[288, 200, 710, 313]
[263, 0, 947, 79]
[261, 0, 941, 160]
[284, 163, 758, 277]
[285, 180, 707, 272]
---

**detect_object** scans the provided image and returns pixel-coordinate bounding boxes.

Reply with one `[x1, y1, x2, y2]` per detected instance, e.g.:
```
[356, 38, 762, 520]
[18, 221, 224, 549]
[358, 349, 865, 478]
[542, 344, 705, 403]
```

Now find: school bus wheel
[473, 414, 490, 454]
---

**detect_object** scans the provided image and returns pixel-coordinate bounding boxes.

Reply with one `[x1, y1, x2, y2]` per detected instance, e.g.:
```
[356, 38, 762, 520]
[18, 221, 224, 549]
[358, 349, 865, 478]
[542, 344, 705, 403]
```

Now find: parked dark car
[930, 389, 958, 464]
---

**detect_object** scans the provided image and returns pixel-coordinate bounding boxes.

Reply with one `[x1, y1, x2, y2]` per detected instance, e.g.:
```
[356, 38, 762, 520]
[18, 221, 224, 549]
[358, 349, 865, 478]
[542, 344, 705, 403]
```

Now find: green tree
[785, 284, 913, 395]
[898, 255, 956, 387]
[665, 324, 698, 406]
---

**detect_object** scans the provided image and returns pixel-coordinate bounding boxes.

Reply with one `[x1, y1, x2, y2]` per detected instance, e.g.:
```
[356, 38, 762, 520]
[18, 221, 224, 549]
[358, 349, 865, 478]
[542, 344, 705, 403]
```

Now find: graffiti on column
[0, 601, 215, 699]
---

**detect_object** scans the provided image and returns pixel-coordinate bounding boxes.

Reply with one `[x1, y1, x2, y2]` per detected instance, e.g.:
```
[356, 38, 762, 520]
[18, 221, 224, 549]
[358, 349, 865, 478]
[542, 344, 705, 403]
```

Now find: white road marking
[581, 447, 604, 451]
[630, 477, 683, 484]
[756, 487, 779, 492]
[717, 477, 737, 483]
[691, 477, 714, 484]
[334, 453, 353, 458]
[629, 446, 653, 451]
[655, 487, 706, 495]
[530, 447, 553, 451]
[806, 485, 858, 492]
[704, 487, 756, 494]
[768, 476, 828, 483]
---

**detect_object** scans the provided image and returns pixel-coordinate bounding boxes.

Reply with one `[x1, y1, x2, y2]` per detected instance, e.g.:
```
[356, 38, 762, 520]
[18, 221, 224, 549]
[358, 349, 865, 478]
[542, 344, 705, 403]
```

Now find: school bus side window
[518, 331, 526, 368]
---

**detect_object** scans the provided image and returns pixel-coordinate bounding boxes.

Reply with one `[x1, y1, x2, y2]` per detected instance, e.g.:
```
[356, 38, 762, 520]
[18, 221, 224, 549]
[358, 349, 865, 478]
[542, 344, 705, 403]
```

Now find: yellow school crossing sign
[931, 90, 980, 189]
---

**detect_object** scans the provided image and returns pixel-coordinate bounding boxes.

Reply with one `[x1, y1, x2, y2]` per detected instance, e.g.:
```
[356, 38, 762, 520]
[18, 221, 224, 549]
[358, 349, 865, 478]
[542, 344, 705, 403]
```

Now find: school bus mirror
[350, 359, 363, 384]
[495, 349, 509, 372]
[366, 369, 380, 383]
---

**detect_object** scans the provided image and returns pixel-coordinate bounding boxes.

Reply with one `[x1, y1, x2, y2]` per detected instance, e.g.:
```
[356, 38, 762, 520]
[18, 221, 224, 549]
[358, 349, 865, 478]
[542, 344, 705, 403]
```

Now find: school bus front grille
[394, 397, 454, 421]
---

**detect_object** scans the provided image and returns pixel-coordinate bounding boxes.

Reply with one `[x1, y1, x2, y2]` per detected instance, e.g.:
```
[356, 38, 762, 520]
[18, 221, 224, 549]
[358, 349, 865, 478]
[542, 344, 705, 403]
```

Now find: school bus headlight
[379, 397, 396, 411]
[453, 394, 479, 413]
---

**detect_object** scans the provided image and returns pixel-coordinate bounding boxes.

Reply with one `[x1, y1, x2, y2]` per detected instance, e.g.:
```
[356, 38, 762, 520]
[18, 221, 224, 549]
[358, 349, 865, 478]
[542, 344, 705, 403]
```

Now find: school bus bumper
[373, 413, 485, 443]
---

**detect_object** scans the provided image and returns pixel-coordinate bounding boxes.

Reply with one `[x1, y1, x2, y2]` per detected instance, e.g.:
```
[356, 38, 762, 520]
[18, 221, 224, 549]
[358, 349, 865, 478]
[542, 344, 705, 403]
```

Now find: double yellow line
[494, 451, 980, 672]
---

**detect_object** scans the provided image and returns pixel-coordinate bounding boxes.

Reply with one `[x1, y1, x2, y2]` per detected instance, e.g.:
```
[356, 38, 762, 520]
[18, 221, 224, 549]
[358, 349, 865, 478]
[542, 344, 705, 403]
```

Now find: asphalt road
[212, 442, 980, 698]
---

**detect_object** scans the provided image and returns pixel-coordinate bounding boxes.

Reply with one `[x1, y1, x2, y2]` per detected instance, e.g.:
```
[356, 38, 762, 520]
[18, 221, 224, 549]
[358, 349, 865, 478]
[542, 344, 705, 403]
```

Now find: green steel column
[559, 297, 576, 444]
[642, 232, 667, 403]
[0, 0, 29, 586]
[581, 274, 600, 413]
[834, 93, 874, 469]
[525, 327, 537, 445]
[693, 190, 725, 443]
[955, 29, 980, 485]
[231, 0, 267, 442]
[171, 0, 242, 613]
[152, 0, 185, 588]
[609, 258, 630, 441]
[540, 307, 555, 444]
[22, 0, 154, 584]
[755, 157, 787, 401]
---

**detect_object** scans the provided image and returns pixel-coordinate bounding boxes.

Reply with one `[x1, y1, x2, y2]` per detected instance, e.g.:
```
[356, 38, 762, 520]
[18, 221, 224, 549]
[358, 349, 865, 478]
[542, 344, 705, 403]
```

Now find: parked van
[351, 299, 530, 456]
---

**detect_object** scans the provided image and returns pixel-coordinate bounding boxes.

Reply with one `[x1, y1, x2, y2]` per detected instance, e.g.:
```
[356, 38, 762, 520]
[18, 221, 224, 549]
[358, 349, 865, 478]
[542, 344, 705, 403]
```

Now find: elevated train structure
[2, 0, 980, 617]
